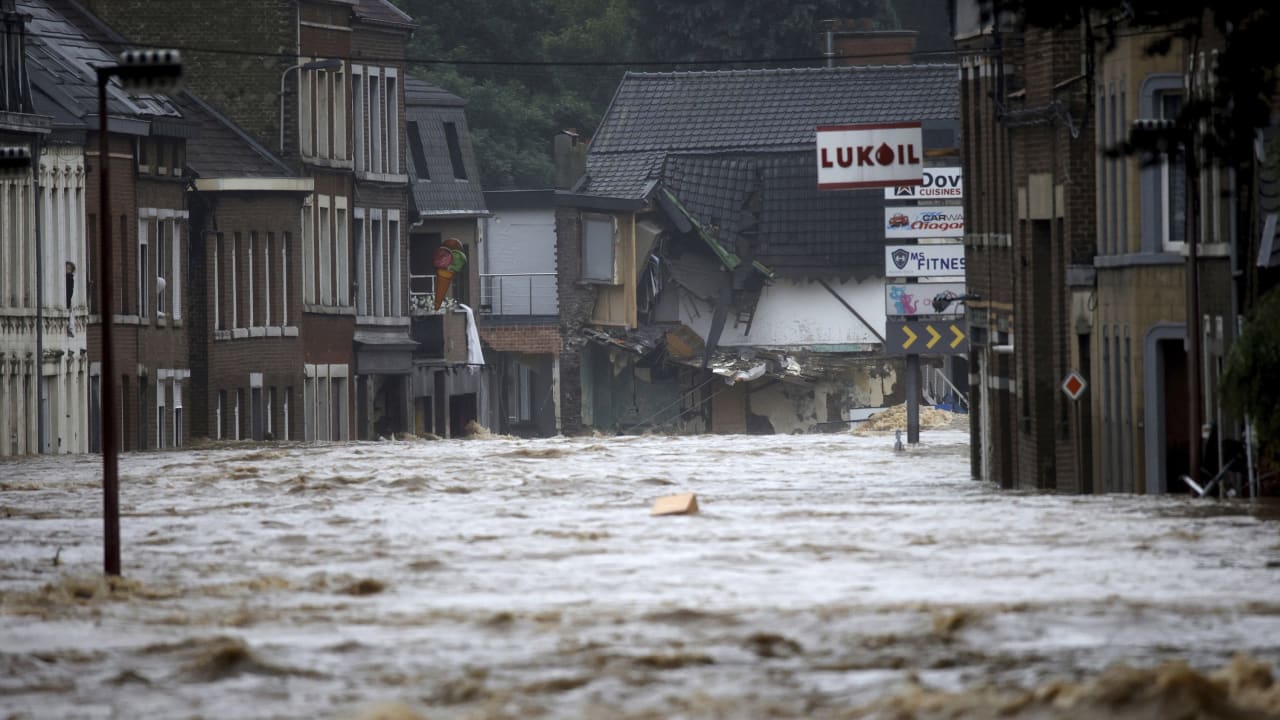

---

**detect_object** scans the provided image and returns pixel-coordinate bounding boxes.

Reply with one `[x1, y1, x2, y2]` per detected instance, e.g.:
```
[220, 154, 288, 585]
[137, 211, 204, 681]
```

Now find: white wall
[680, 276, 886, 349]
[481, 208, 558, 315]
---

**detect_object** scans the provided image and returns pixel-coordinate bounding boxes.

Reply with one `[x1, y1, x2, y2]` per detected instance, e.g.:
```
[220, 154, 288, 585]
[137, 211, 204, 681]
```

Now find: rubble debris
[651, 492, 699, 516]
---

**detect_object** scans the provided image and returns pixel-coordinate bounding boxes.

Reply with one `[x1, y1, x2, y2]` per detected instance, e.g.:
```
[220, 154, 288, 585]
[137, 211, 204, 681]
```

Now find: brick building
[953, 4, 1095, 491]
[88, 0, 423, 442]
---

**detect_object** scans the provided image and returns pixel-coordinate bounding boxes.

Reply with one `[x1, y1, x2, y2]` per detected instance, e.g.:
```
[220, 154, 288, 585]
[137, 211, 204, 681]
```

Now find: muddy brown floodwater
[2, 431, 1279, 719]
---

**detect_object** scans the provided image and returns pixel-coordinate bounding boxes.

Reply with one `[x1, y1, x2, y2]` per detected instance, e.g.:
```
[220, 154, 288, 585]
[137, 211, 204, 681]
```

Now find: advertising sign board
[884, 206, 965, 239]
[884, 244, 966, 278]
[884, 167, 963, 200]
[885, 281, 968, 317]
[816, 122, 923, 190]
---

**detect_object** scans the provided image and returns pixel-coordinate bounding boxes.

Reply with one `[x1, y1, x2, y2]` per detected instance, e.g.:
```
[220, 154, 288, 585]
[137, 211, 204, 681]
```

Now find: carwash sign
[884, 206, 965, 239]
[816, 122, 923, 190]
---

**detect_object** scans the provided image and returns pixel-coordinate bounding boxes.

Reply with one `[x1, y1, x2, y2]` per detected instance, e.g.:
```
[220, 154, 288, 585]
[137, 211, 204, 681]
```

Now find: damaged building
[547, 62, 960, 434]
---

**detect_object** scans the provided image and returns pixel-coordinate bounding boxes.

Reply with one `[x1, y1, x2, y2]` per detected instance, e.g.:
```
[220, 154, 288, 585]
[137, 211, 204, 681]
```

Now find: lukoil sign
[884, 206, 965, 239]
[884, 244, 966, 278]
[816, 122, 923, 190]
[884, 167, 963, 199]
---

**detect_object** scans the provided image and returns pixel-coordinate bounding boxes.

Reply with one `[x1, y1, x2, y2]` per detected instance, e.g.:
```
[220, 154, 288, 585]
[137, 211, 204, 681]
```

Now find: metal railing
[408, 273, 437, 312]
[480, 273, 557, 316]
[924, 366, 969, 412]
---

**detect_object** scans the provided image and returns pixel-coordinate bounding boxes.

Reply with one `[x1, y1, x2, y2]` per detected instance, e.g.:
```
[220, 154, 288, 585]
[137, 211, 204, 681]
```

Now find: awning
[354, 329, 416, 375]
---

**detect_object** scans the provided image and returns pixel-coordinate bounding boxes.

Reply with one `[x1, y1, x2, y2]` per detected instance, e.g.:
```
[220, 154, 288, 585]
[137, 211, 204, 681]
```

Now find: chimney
[821, 19, 918, 66]
[553, 130, 587, 190]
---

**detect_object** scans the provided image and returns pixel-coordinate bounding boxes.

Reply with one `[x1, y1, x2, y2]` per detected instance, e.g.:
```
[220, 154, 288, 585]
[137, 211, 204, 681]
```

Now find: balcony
[479, 273, 557, 317]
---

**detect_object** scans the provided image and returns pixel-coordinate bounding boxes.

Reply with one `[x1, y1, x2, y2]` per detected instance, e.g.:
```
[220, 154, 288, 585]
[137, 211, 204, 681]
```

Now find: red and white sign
[1061, 370, 1088, 401]
[816, 122, 924, 190]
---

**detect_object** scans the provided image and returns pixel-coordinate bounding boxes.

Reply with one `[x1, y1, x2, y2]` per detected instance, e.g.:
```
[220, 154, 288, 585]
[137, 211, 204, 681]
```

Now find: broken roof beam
[658, 189, 774, 278]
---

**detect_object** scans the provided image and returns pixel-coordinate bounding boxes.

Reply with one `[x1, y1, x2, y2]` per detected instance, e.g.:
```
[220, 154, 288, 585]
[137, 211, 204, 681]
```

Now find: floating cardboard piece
[651, 492, 699, 516]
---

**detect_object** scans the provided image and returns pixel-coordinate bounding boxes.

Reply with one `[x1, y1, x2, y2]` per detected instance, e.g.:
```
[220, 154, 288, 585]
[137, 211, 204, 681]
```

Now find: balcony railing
[480, 273, 557, 316]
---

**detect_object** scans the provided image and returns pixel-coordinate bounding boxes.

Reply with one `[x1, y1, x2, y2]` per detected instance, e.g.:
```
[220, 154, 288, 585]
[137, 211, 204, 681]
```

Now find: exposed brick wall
[554, 207, 598, 435]
[480, 324, 561, 355]
[961, 24, 1095, 493]
[84, 0, 295, 154]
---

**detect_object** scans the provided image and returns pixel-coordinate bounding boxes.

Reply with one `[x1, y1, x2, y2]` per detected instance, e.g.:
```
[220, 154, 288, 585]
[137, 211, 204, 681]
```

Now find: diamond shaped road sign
[1061, 370, 1087, 401]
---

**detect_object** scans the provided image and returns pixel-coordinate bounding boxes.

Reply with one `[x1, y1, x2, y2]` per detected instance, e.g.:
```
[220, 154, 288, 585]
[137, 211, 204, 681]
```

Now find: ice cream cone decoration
[432, 237, 467, 310]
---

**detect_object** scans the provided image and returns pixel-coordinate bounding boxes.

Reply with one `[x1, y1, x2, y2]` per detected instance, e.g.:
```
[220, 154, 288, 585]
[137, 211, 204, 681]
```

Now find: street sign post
[885, 281, 967, 316]
[884, 243, 966, 278]
[1062, 370, 1088, 400]
[886, 320, 968, 355]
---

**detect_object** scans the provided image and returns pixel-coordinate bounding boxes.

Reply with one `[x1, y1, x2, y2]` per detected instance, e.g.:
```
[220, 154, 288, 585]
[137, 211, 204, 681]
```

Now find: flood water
[2, 431, 1279, 719]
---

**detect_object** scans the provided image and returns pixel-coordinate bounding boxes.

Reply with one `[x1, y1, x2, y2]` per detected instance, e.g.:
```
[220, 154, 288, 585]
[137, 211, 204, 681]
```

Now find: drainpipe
[32, 135, 44, 454]
[1186, 129, 1202, 489]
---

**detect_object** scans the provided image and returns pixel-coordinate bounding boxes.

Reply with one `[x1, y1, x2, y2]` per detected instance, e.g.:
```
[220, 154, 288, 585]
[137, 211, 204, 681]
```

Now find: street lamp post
[278, 58, 343, 155]
[96, 49, 182, 576]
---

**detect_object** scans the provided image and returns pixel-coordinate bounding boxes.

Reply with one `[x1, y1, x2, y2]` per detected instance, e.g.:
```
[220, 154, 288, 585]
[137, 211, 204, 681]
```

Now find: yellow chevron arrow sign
[902, 324, 918, 350]
[925, 324, 942, 349]
[950, 324, 965, 349]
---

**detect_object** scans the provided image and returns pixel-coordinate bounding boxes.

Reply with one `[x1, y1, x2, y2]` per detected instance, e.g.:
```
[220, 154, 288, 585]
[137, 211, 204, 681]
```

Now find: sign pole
[906, 353, 920, 444]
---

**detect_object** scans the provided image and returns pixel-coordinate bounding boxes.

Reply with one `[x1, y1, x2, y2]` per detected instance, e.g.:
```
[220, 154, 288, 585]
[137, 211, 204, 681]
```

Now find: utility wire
[18, 23, 1194, 71]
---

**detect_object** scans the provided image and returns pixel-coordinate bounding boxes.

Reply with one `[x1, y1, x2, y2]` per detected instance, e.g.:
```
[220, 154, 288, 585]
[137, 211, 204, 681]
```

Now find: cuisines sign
[816, 122, 923, 190]
[884, 167, 963, 200]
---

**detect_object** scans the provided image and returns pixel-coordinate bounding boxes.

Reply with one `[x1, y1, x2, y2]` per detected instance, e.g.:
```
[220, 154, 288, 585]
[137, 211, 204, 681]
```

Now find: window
[171, 219, 183, 321]
[354, 213, 368, 314]
[372, 215, 384, 316]
[385, 72, 398, 174]
[232, 232, 241, 327]
[353, 67, 366, 170]
[214, 233, 224, 330]
[235, 388, 244, 441]
[172, 381, 183, 447]
[156, 379, 166, 449]
[137, 219, 149, 318]
[300, 65, 314, 157]
[444, 122, 467, 180]
[247, 232, 256, 325]
[334, 68, 346, 161]
[1138, 74, 1186, 253]
[389, 214, 401, 315]
[317, 69, 330, 158]
[267, 387, 275, 439]
[407, 120, 429, 179]
[217, 390, 225, 440]
[336, 202, 348, 306]
[283, 386, 291, 441]
[582, 214, 616, 283]
[264, 232, 273, 327]
[1157, 91, 1186, 250]
[156, 220, 167, 317]
[370, 72, 382, 173]
[281, 232, 290, 325]
[319, 200, 332, 305]
[302, 201, 315, 304]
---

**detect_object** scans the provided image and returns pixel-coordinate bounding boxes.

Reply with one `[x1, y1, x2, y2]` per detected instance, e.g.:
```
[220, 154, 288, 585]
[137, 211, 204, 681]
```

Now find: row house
[952, 1, 1270, 494]
[18, 0, 191, 455]
[403, 78, 490, 438]
[89, 0, 491, 442]
[952, 4, 1094, 491]
[1, 0, 58, 457]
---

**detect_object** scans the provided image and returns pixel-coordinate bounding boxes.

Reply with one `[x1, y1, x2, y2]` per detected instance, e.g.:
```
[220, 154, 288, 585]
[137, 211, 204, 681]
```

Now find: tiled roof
[659, 152, 886, 278]
[583, 64, 957, 200]
[592, 64, 958, 155]
[405, 77, 465, 108]
[21, 0, 181, 128]
[405, 86, 486, 217]
[175, 92, 292, 179]
[354, 0, 414, 28]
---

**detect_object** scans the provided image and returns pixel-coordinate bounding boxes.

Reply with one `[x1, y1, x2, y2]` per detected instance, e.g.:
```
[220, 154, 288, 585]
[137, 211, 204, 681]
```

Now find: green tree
[627, 0, 900, 65]
[394, 0, 627, 189]
[1222, 286, 1280, 458]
